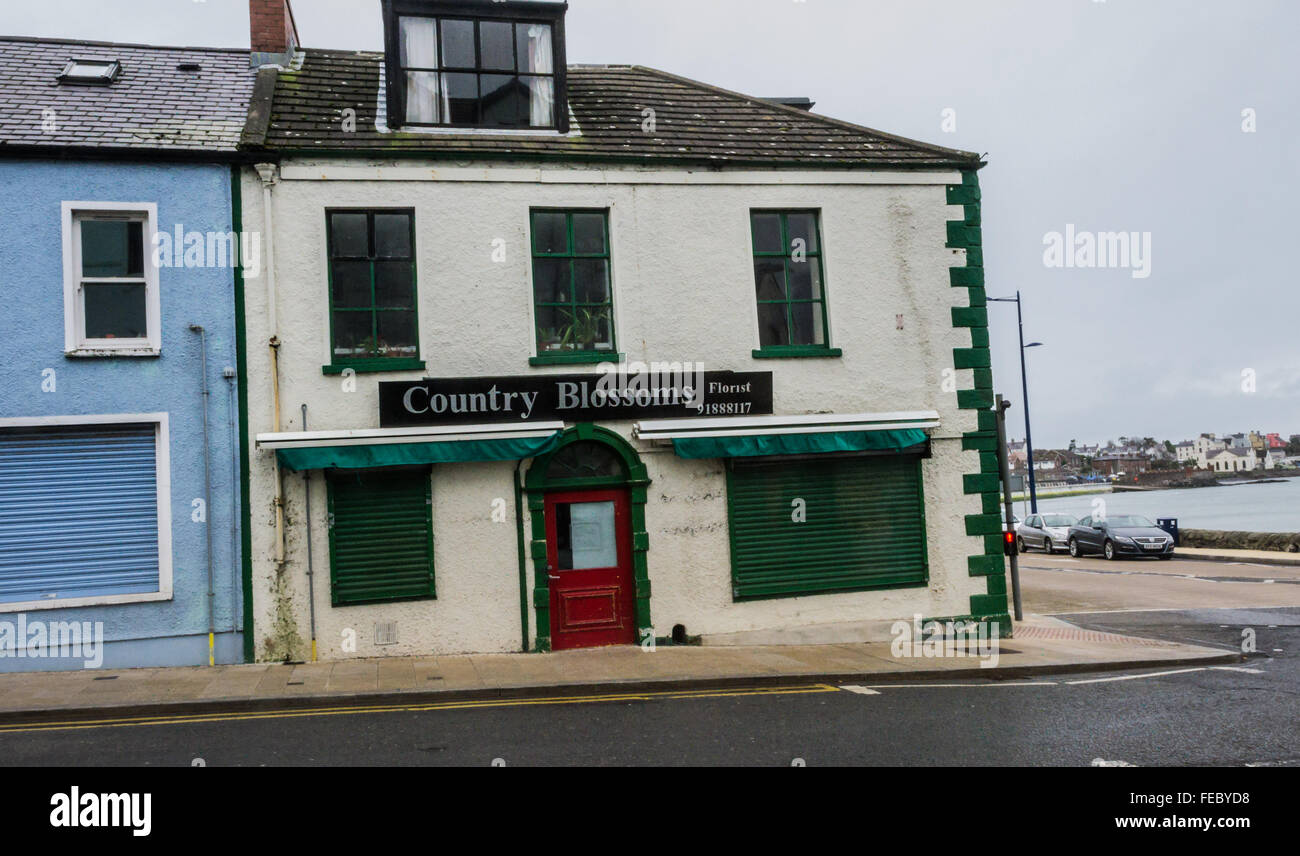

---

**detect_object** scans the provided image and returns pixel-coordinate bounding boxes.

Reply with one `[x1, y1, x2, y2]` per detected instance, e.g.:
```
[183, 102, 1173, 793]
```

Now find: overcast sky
[5, 0, 1295, 448]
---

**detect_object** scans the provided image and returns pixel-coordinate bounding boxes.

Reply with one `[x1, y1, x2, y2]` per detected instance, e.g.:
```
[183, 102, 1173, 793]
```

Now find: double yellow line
[0, 683, 840, 734]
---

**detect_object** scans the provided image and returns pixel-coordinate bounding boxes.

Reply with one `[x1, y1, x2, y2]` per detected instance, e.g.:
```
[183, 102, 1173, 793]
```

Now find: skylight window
[58, 58, 121, 85]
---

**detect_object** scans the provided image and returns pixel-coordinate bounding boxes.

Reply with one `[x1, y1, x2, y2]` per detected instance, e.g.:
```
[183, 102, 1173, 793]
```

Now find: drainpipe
[514, 459, 530, 652]
[301, 404, 318, 662]
[189, 324, 216, 666]
[223, 365, 239, 636]
[255, 162, 287, 570]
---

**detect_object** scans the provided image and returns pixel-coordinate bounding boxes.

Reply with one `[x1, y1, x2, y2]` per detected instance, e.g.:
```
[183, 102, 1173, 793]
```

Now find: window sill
[65, 347, 160, 358]
[322, 358, 426, 376]
[752, 347, 842, 359]
[395, 124, 575, 138]
[333, 593, 436, 609]
[529, 351, 624, 367]
[731, 577, 928, 603]
[0, 589, 170, 613]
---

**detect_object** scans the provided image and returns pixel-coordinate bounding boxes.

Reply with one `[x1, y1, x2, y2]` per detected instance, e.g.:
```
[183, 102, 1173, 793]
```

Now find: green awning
[670, 428, 928, 460]
[275, 433, 561, 472]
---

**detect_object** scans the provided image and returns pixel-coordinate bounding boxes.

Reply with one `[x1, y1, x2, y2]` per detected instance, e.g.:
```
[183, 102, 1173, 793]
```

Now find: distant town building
[1091, 455, 1150, 477]
[1194, 434, 1228, 469]
[1039, 449, 1082, 471]
[1207, 447, 1257, 473]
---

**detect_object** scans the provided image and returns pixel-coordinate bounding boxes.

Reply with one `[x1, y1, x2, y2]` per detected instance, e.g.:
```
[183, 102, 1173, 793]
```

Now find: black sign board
[379, 369, 773, 428]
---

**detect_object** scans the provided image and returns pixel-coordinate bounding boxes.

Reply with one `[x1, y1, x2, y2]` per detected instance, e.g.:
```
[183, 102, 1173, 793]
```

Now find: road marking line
[0, 683, 842, 735]
[1210, 666, 1264, 674]
[1065, 667, 1207, 685]
[838, 685, 880, 695]
[1043, 605, 1300, 615]
[858, 682, 1058, 689]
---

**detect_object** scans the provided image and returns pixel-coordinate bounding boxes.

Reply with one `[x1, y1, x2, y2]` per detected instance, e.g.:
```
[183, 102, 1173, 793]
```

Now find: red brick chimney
[249, 0, 299, 65]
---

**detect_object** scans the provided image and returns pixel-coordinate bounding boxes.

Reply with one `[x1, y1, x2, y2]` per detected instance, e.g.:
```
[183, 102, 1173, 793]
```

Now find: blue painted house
[0, 37, 256, 670]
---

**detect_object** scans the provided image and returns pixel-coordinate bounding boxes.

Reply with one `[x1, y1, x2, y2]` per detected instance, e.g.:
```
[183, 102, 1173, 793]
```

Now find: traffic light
[1003, 530, 1018, 556]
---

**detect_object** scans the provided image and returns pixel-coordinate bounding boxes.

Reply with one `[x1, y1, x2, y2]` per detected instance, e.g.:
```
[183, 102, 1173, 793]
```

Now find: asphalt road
[0, 604, 1293, 767]
[1018, 551, 1300, 614]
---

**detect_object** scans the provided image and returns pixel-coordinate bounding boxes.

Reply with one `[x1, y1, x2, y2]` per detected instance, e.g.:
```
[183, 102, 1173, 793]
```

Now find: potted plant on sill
[538, 327, 563, 352]
[557, 308, 606, 352]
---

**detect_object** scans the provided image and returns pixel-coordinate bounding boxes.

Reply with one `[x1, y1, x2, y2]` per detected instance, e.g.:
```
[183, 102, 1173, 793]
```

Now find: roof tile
[0, 36, 255, 153]
[261, 49, 979, 169]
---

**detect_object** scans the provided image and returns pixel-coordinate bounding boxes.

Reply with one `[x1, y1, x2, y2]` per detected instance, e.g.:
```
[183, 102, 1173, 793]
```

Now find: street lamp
[988, 291, 1043, 513]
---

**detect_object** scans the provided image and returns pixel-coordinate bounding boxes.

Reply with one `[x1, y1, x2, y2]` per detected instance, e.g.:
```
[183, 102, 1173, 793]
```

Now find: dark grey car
[1067, 514, 1175, 560]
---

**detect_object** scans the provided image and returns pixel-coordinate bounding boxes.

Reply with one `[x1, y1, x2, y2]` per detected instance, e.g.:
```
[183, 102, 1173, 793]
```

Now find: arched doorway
[524, 425, 651, 652]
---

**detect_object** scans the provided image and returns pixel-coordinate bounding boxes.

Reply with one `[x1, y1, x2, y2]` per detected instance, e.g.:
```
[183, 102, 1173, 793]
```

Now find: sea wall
[1182, 529, 1300, 553]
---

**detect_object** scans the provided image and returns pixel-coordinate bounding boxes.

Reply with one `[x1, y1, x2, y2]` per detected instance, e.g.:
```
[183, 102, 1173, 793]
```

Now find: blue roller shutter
[0, 423, 162, 603]
[726, 454, 929, 600]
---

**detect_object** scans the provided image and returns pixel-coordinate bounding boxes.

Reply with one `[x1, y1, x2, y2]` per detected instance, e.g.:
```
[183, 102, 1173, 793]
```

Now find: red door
[545, 488, 636, 650]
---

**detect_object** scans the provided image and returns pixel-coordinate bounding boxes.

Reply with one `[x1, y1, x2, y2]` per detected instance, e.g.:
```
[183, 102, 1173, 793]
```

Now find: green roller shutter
[327, 467, 435, 606]
[726, 454, 929, 601]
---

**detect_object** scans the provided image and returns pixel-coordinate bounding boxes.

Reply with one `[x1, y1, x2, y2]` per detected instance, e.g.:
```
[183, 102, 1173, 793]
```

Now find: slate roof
[257, 48, 981, 169]
[1207, 448, 1251, 459]
[0, 36, 255, 154]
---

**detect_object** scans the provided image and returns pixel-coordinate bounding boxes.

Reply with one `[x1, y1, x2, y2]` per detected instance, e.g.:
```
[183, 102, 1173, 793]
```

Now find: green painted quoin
[522, 424, 651, 652]
[946, 170, 1012, 634]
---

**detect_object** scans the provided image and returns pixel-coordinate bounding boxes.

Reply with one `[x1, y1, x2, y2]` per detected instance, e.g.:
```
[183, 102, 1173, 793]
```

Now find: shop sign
[380, 366, 773, 427]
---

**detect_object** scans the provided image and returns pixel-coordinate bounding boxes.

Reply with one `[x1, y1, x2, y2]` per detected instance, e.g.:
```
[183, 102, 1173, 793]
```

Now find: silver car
[1017, 513, 1079, 554]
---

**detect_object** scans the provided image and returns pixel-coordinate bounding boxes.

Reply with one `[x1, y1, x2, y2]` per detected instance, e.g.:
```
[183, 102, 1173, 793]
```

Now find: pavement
[5, 548, 1287, 725]
[1, 606, 1289, 766]
[1176, 546, 1300, 566]
[0, 611, 1238, 725]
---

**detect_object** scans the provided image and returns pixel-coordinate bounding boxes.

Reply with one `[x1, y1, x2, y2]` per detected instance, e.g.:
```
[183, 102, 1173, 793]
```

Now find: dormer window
[382, 0, 568, 131]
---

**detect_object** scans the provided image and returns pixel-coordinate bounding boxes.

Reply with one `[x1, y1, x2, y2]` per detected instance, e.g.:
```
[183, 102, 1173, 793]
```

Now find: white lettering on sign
[403, 382, 691, 417]
[403, 385, 539, 419]
[387, 364, 772, 426]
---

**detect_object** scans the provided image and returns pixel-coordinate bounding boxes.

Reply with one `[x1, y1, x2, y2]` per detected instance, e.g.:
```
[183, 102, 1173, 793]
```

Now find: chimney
[249, 0, 300, 67]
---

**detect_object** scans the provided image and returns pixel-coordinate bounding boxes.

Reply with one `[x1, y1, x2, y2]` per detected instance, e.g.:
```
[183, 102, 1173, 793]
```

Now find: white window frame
[62, 201, 161, 356]
[0, 412, 173, 613]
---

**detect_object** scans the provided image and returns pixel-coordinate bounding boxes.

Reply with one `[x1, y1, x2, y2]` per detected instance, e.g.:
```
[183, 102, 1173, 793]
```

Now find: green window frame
[529, 209, 621, 366]
[324, 209, 425, 375]
[750, 210, 840, 358]
[725, 453, 929, 601]
[326, 467, 436, 607]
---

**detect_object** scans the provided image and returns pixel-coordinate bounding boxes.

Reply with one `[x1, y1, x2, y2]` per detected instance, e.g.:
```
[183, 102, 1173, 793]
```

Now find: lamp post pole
[989, 292, 1043, 514]
[995, 394, 1023, 622]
